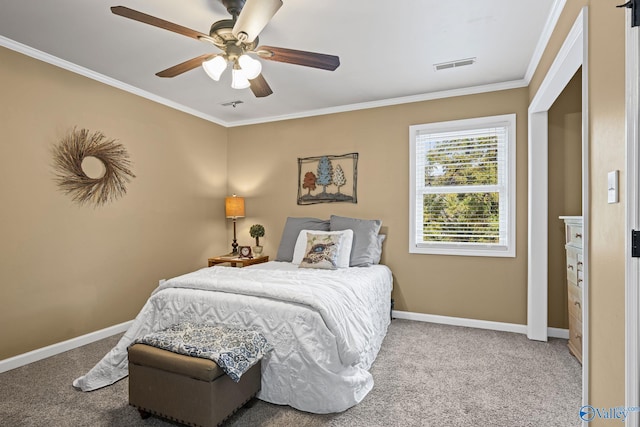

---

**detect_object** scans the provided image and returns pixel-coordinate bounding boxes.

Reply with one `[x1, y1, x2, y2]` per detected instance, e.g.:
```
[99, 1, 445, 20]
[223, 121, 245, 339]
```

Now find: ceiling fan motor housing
[220, 0, 246, 17]
[208, 19, 258, 52]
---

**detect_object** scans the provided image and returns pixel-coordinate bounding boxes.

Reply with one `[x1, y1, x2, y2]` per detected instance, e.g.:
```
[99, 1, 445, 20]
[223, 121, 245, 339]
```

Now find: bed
[73, 215, 392, 414]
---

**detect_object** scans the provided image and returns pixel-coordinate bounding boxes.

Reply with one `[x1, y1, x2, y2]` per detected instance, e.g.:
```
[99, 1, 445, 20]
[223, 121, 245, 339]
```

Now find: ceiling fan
[110, 0, 340, 98]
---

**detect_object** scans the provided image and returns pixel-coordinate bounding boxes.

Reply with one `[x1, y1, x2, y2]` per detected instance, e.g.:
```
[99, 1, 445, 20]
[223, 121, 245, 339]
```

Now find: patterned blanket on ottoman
[132, 322, 271, 382]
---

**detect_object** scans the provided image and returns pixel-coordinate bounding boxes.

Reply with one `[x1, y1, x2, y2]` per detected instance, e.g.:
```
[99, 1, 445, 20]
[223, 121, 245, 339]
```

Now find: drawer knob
[575, 233, 582, 238]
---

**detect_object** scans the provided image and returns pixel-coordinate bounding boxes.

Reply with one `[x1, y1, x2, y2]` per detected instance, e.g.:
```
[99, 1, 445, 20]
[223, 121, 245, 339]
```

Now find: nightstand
[208, 255, 269, 268]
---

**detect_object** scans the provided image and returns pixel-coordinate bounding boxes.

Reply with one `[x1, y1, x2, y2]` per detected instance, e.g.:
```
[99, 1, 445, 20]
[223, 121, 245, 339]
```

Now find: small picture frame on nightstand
[238, 246, 253, 259]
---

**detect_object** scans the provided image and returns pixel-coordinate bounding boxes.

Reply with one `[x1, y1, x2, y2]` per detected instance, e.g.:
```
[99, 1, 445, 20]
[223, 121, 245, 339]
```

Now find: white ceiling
[0, 0, 560, 127]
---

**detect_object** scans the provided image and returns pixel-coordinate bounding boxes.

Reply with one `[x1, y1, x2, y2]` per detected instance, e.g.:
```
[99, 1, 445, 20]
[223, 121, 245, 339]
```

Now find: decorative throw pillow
[298, 232, 342, 270]
[329, 215, 382, 267]
[275, 217, 330, 262]
[292, 229, 353, 268]
[372, 234, 386, 264]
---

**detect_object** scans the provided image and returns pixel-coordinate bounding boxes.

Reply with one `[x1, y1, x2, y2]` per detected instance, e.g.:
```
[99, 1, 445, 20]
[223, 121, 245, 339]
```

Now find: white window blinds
[409, 115, 516, 257]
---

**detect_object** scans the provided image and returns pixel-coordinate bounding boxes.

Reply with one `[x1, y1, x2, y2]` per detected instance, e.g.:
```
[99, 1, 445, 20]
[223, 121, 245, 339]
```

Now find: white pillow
[292, 229, 354, 268]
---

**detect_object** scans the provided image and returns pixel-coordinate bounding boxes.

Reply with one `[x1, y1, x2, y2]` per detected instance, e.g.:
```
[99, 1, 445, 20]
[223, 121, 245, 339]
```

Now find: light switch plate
[608, 170, 619, 204]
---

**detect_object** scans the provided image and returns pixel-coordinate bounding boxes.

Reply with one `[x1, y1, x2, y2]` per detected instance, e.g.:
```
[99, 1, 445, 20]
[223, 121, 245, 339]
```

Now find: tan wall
[227, 88, 531, 325]
[548, 68, 583, 329]
[0, 46, 229, 359]
[586, 0, 626, 415]
[530, 0, 627, 418]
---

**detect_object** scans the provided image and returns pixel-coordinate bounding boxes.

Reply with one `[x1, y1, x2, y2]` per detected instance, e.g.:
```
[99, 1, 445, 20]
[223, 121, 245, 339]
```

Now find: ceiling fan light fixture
[231, 67, 251, 89]
[110, 4, 339, 97]
[202, 55, 228, 81]
[238, 54, 262, 80]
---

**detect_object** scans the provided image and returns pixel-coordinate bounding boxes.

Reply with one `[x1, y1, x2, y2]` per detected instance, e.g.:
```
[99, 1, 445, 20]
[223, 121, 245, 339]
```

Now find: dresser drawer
[576, 269, 584, 288]
[568, 314, 583, 363]
[566, 248, 579, 284]
[567, 282, 582, 321]
[565, 222, 583, 248]
[576, 252, 584, 287]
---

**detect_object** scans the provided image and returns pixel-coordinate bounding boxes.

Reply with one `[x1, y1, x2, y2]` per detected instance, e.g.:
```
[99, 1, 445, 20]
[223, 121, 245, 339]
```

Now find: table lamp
[225, 194, 245, 255]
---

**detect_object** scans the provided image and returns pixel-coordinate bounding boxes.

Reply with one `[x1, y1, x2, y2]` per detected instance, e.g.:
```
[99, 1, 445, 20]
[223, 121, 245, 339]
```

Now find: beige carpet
[0, 319, 582, 426]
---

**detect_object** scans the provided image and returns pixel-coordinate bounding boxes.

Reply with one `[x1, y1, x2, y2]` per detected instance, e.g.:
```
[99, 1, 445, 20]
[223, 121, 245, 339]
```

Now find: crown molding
[227, 79, 529, 127]
[0, 36, 230, 127]
[524, 0, 567, 83]
[2, 28, 541, 129]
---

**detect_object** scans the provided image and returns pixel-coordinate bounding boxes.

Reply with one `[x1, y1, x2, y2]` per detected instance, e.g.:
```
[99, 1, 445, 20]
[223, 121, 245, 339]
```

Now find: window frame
[409, 114, 516, 257]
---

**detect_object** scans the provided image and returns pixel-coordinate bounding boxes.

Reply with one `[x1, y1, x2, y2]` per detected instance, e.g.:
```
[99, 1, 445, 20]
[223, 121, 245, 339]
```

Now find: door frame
[625, 7, 640, 427]
[527, 4, 589, 407]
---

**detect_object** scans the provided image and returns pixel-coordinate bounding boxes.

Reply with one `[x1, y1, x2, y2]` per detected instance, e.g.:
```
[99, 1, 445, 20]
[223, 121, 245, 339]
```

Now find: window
[409, 114, 516, 257]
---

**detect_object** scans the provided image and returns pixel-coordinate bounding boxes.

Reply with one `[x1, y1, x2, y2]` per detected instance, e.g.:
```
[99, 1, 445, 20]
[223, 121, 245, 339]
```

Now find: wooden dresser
[560, 216, 583, 363]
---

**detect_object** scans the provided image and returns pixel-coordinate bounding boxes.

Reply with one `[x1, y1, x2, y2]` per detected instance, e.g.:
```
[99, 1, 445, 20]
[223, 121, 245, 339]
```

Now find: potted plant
[249, 224, 265, 255]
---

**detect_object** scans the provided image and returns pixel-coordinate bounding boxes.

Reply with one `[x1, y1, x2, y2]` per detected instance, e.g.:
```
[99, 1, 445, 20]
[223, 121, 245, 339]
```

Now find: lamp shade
[202, 55, 227, 81]
[238, 54, 262, 80]
[225, 195, 245, 218]
[231, 67, 251, 89]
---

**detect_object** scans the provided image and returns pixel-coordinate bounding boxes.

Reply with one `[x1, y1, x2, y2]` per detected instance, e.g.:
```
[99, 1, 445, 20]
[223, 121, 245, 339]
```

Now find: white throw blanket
[73, 262, 392, 413]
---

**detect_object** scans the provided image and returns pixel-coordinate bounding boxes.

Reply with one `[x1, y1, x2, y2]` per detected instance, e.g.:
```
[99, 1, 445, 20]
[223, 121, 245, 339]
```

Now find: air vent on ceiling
[434, 57, 476, 71]
[221, 100, 244, 108]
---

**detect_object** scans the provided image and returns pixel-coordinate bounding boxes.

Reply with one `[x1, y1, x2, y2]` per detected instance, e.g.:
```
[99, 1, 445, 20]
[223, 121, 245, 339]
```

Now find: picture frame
[297, 153, 358, 205]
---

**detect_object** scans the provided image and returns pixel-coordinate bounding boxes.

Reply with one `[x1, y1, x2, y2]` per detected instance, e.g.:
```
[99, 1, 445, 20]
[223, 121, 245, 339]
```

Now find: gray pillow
[275, 217, 330, 262]
[329, 215, 382, 267]
[372, 234, 386, 264]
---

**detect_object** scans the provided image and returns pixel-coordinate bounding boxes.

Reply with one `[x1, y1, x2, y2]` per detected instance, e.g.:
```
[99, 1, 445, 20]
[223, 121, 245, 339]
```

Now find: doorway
[527, 5, 588, 409]
[548, 68, 582, 338]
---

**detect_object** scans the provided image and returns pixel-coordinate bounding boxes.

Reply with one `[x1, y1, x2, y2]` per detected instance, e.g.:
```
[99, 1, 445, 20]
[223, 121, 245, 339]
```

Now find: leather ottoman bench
[128, 343, 261, 427]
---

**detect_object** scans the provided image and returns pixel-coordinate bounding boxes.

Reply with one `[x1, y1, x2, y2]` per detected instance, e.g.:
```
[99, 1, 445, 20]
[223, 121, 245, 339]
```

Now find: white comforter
[73, 261, 393, 413]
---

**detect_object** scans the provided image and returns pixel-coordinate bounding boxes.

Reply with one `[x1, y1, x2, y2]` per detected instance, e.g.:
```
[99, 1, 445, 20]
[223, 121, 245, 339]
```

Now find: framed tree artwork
[297, 153, 358, 205]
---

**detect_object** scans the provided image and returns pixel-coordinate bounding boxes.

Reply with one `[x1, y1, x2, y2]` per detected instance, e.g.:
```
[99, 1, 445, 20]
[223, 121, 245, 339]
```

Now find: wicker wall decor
[52, 128, 135, 206]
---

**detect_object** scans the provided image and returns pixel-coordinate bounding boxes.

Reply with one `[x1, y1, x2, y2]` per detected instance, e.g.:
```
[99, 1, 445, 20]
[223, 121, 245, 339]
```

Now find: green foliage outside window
[422, 136, 500, 243]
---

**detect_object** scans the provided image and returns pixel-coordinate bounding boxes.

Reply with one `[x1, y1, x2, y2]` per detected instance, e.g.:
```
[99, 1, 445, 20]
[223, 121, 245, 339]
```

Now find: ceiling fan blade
[111, 6, 216, 44]
[249, 74, 273, 98]
[255, 46, 340, 71]
[156, 54, 217, 78]
[232, 0, 282, 43]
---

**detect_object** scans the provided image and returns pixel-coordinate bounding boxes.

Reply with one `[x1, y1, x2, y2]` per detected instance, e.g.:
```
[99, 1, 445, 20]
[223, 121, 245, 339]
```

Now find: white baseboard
[547, 327, 570, 339]
[0, 320, 133, 374]
[1, 313, 569, 374]
[392, 310, 569, 339]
